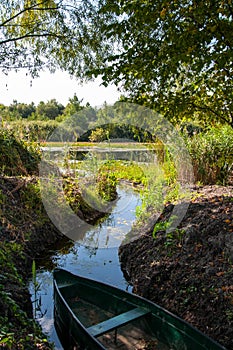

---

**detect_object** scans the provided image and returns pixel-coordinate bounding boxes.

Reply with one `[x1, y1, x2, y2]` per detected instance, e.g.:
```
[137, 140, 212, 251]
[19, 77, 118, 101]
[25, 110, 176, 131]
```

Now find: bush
[0, 129, 41, 176]
[185, 125, 233, 185]
[89, 127, 108, 142]
[5, 120, 59, 142]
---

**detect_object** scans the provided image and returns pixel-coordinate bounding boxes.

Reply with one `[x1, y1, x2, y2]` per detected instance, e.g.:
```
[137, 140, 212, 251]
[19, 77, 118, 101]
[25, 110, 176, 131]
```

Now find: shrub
[185, 125, 233, 185]
[5, 120, 59, 142]
[89, 128, 108, 142]
[0, 129, 41, 176]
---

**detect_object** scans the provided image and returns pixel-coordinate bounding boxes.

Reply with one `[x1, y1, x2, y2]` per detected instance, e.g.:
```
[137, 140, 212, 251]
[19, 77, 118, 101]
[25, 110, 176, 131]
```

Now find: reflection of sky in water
[29, 186, 141, 349]
[80, 186, 141, 249]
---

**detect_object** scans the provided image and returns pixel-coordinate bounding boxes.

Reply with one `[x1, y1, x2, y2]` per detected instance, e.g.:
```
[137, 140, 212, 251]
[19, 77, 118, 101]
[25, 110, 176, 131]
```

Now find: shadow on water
[29, 185, 141, 349]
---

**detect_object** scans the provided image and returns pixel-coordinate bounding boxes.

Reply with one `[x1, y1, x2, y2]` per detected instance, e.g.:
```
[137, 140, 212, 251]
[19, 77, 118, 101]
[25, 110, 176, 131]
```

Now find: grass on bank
[0, 240, 51, 349]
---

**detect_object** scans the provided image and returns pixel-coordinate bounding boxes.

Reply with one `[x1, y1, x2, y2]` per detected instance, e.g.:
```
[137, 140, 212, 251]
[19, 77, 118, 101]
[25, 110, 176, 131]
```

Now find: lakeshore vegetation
[1, 107, 233, 348]
[0, 0, 233, 348]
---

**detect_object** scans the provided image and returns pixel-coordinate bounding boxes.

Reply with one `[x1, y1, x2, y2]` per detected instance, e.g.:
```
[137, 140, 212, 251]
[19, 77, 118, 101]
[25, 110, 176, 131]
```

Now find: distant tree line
[0, 94, 87, 121]
[2, 99, 157, 144]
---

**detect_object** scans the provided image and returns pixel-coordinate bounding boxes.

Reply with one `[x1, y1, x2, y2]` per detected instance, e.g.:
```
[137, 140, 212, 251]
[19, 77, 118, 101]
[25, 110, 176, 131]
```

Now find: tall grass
[184, 125, 233, 185]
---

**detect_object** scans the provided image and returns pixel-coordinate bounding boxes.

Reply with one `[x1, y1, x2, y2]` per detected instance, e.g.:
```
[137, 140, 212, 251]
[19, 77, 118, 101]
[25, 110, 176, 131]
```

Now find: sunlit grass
[42, 141, 162, 149]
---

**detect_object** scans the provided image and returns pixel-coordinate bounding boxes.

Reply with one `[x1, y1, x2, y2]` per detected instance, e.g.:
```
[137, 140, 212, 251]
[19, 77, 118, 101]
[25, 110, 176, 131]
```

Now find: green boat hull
[53, 268, 226, 350]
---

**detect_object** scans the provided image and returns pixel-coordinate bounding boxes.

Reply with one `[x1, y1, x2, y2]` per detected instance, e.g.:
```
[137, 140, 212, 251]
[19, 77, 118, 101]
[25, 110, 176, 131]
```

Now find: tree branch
[0, 31, 64, 45]
[190, 101, 231, 125]
[0, 0, 60, 27]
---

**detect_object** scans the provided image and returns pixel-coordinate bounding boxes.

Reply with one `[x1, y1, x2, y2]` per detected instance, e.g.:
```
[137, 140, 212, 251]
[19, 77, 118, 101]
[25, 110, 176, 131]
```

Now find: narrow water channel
[29, 185, 141, 349]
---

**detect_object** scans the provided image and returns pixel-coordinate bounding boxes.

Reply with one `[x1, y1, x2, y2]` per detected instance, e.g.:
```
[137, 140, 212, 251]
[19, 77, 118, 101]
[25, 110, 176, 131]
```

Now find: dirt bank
[1, 176, 233, 349]
[0, 175, 107, 349]
[119, 185, 233, 349]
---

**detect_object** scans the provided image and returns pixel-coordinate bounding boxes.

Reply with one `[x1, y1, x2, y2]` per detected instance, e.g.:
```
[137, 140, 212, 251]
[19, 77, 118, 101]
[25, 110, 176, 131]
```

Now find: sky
[0, 70, 121, 107]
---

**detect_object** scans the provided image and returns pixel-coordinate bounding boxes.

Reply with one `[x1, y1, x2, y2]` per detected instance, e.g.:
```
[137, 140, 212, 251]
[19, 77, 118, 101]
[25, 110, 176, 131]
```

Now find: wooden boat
[53, 268, 226, 350]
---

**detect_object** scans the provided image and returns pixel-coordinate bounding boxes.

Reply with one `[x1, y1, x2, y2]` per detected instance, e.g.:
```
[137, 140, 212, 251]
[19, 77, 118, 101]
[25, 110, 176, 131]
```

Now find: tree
[15, 102, 36, 118]
[36, 99, 64, 119]
[86, 0, 233, 127]
[5, 100, 35, 119]
[0, 0, 104, 77]
[63, 94, 84, 118]
[2, 1, 233, 127]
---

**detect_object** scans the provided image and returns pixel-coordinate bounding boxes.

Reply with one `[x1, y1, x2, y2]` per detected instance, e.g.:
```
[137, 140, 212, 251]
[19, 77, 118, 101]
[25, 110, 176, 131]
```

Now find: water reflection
[29, 185, 141, 349]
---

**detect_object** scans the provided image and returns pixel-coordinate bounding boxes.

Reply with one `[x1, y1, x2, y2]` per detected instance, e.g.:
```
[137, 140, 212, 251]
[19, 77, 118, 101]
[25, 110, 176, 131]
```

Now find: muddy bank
[119, 185, 233, 349]
[0, 175, 107, 349]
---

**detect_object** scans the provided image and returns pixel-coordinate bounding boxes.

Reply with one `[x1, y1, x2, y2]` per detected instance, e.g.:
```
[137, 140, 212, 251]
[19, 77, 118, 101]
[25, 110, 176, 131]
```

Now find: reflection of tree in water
[82, 225, 103, 253]
[86, 246, 98, 258]
[104, 215, 115, 227]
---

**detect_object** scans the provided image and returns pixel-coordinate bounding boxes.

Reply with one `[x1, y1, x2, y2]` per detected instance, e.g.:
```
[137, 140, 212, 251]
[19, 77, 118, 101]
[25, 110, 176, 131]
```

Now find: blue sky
[0, 70, 121, 107]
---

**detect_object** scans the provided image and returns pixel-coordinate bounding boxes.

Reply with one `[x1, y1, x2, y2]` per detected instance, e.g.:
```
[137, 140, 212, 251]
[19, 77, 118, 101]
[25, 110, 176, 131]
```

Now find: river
[29, 185, 141, 349]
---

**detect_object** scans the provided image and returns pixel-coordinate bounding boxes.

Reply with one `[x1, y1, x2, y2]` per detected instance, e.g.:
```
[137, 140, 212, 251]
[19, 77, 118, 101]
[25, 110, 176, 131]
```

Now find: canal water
[29, 185, 141, 349]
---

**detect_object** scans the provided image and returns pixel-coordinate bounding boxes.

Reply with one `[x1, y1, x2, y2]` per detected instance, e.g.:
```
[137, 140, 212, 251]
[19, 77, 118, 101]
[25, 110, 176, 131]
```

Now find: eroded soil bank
[0, 175, 107, 349]
[119, 185, 233, 349]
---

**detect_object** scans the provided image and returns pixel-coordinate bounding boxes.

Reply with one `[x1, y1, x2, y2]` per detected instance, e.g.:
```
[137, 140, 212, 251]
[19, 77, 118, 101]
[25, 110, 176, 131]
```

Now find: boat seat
[87, 307, 150, 338]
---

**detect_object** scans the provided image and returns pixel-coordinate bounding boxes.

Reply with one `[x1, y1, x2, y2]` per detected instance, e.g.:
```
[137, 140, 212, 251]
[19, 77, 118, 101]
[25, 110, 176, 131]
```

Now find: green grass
[42, 141, 162, 149]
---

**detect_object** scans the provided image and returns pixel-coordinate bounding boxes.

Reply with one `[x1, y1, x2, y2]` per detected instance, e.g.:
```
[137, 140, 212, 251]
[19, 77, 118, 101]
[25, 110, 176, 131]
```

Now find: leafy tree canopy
[1, 1, 233, 127]
[0, 0, 104, 77]
[8, 100, 36, 118]
[36, 98, 64, 119]
[87, 0, 233, 126]
[63, 94, 84, 118]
